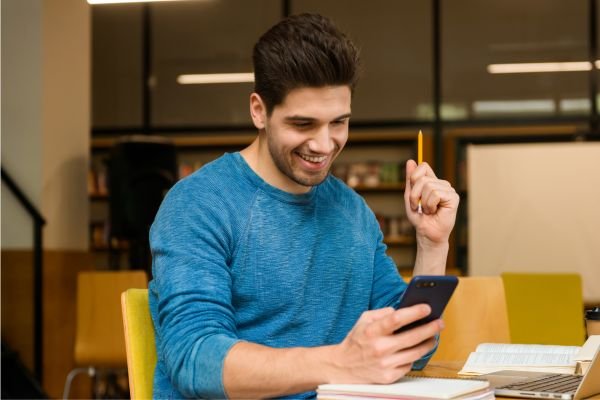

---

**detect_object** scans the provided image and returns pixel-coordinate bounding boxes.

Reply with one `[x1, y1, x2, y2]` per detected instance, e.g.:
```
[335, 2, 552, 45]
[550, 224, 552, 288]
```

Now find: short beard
[266, 135, 331, 188]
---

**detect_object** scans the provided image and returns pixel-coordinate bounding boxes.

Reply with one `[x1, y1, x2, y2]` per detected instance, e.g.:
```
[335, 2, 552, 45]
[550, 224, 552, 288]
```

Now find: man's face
[253, 86, 351, 193]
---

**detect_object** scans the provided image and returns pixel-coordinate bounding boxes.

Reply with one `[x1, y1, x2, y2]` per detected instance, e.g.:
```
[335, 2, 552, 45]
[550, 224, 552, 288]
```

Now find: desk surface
[411, 361, 465, 378]
[416, 361, 600, 400]
[410, 361, 516, 400]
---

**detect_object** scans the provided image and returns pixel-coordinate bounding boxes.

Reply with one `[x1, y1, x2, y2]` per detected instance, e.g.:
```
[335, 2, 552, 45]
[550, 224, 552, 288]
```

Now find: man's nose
[307, 126, 335, 154]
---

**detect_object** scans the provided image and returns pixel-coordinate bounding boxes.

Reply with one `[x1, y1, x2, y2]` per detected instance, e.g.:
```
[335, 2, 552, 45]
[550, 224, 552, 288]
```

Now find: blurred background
[2, 0, 599, 398]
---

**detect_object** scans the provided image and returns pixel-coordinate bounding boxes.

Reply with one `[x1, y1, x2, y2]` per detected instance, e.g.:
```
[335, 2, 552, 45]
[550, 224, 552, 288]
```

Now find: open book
[574, 335, 600, 374]
[317, 376, 493, 400]
[459, 343, 581, 376]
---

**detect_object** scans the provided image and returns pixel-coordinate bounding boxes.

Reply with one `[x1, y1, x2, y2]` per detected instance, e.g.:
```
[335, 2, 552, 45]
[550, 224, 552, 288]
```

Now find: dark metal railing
[1, 167, 46, 382]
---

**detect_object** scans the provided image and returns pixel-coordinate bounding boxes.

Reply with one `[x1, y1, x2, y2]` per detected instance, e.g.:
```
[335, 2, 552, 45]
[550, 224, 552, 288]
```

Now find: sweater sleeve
[369, 218, 406, 310]
[150, 181, 242, 398]
[367, 217, 438, 370]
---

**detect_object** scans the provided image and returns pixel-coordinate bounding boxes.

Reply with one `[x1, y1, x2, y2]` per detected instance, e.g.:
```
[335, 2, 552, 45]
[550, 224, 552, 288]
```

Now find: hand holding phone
[394, 275, 458, 333]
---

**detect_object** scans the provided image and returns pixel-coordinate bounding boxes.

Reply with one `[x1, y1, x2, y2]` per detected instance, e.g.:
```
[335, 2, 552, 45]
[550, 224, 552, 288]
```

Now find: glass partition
[292, 0, 433, 122]
[442, 0, 590, 120]
[150, 0, 281, 127]
[92, 4, 143, 128]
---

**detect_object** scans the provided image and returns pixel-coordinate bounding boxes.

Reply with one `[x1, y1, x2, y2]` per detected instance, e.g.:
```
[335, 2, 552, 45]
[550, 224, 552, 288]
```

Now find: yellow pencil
[417, 130, 423, 214]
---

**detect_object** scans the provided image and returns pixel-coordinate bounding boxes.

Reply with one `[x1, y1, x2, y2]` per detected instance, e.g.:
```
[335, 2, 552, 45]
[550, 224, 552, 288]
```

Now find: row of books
[332, 161, 406, 188]
[87, 162, 205, 196]
[90, 221, 128, 250]
[88, 169, 108, 197]
[89, 160, 406, 196]
[375, 214, 414, 239]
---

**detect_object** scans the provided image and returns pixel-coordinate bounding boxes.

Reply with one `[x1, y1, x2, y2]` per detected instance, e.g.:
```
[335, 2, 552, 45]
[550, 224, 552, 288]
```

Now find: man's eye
[332, 120, 347, 125]
[293, 122, 311, 128]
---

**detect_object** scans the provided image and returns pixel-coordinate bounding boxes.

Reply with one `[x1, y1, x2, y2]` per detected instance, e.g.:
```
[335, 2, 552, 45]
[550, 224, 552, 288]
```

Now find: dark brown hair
[252, 13, 361, 115]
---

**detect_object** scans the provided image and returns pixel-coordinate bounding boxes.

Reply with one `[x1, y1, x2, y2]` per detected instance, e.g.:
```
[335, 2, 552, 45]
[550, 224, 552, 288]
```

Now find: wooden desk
[410, 361, 465, 378]
[410, 361, 518, 399]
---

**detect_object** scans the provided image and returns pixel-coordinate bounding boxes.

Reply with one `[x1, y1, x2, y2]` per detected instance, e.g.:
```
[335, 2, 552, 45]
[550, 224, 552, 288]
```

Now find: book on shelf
[317, 376, 493, 400]
[459, 343, 581, 376]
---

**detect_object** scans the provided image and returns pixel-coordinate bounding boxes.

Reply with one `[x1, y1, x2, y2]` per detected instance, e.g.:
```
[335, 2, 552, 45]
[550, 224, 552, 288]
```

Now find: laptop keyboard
[499, 374, 582, 394]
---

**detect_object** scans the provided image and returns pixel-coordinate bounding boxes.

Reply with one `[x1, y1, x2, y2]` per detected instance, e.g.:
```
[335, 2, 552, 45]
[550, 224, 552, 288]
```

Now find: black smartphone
[394, 275, 458, 333]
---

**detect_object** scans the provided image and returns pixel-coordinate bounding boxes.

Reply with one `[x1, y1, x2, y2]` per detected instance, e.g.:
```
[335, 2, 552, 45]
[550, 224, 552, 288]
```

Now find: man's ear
[250, 93, 267, 129]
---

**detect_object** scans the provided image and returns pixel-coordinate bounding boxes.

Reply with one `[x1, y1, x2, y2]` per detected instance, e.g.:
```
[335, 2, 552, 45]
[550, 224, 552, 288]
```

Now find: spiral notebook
[317, 376, 494, 400]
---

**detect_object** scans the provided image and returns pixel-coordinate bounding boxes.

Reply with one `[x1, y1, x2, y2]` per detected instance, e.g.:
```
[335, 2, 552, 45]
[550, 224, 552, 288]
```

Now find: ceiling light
[473, 100, 555, 115]
[177, 73, 255, 85]
[559, 98, 590, 113]
[487, 62, 592, 74]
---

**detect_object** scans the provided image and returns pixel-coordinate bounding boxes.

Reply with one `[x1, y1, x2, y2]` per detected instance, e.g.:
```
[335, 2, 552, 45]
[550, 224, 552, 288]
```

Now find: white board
[468, 142, 600, 303]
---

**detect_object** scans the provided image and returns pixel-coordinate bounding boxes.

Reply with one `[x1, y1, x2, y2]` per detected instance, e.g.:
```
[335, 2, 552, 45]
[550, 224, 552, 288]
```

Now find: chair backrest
[74, 270, 147, 367]
[502, 272, 585, 346]
[121, 288, 157, 400]
[431, 276, 511, 362]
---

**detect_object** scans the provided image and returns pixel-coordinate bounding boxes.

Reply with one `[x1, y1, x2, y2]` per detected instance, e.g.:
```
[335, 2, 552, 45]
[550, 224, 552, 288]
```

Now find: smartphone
[394, 275, 458, 333]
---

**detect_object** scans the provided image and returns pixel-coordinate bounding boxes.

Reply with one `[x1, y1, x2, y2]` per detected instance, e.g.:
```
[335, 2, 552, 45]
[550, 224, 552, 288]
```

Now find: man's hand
[326, 305, 444, 384]
[404, 160, 459, 246]
[404, 160, 459, 275]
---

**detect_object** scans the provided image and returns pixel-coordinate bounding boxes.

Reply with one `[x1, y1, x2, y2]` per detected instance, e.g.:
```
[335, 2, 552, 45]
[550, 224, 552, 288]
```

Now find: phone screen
[394, 275, 458, 333]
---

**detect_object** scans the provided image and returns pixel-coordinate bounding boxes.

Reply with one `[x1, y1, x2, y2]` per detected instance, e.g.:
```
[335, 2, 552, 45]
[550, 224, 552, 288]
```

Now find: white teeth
[298, 153, 326, 163]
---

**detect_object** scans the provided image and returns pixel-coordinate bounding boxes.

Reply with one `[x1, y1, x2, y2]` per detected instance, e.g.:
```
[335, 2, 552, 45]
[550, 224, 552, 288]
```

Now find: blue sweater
[149, 152, 429, 399]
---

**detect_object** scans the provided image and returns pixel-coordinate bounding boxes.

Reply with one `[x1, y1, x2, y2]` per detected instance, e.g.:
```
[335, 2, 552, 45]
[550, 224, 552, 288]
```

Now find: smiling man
[148, 13, 459, 399]
[243, 86, 351, 193]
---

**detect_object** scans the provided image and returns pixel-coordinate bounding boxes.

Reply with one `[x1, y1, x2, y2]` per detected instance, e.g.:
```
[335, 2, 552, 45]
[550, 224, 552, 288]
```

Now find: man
[149, 13, 459, 399]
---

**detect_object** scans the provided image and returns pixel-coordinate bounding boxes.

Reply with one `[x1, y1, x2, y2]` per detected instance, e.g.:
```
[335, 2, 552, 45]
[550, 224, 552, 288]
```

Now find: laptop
[482, 347, 600, 399]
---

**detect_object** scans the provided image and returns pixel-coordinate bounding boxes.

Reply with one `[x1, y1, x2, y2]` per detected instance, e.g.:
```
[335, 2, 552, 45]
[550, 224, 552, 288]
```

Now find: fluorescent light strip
[88, 0, 182, 4]
[473, 100, 555, 114]
[559, 98, 590, 113]
[177, 73, 255, 85]
[487, 61, 593, 74]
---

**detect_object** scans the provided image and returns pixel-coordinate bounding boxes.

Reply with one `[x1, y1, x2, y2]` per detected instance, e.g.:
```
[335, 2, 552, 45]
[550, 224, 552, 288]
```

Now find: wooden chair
[121, 288, 157, 400]
[431, 276, 511, 362]
[63, 270, 147, 399]
[502, 272, 586, 346]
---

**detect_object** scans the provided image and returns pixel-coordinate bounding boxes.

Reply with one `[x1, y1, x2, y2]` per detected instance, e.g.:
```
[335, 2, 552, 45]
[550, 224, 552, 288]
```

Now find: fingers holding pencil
[404, 160, 442, 213]
[404, 158, 459, 243]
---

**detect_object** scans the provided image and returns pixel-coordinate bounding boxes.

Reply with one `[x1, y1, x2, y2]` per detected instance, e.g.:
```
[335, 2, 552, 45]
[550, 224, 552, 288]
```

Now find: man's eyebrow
[284, 115, 316, 122]
[332, 113, 352, 120]
[284, 113, 352, 122]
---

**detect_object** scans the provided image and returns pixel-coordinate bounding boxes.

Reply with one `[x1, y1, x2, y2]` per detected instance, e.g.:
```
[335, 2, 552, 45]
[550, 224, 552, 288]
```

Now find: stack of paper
[459, 343, 581, 376]
[317, 376, 494, 400]
[574, 335, 600, 374]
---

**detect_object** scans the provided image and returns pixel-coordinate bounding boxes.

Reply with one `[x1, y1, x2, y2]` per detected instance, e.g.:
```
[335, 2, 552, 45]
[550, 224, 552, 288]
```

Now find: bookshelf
[89, 127, 432, 271]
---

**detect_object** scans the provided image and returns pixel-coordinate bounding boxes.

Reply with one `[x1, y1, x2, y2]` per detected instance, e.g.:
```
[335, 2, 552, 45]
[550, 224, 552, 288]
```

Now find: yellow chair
[121, 288, 157, 400]
[431, 276, 511, 362]
[502, 272, 586, 346]
[63, 270, 148, 398]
